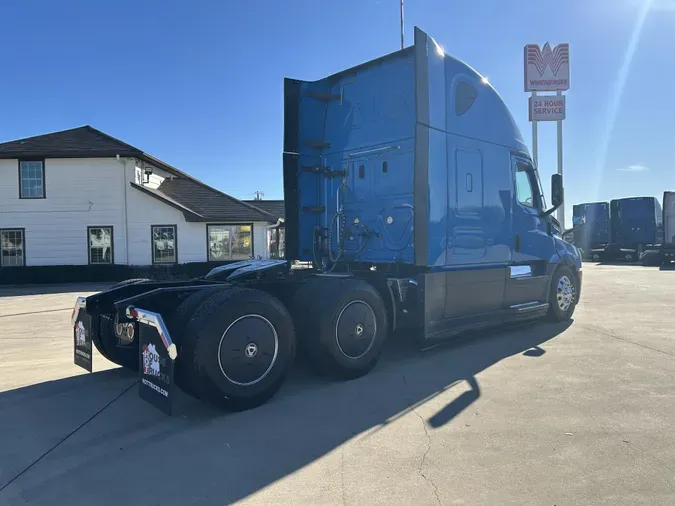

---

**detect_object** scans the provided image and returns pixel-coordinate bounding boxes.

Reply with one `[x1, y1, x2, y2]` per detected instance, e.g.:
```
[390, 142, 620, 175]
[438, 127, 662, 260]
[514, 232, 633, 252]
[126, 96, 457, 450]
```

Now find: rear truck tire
[167, 285, 231, 397]
[91, 278, 150, 370]
[547, 266, 578, 322]
[185, 287, 296, 411]
[291, 277, 388, 380]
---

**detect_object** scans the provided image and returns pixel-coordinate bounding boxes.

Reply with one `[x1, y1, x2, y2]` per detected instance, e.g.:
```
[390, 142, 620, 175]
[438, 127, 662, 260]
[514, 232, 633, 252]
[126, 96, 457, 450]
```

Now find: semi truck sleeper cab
[71, 27, 582, 414]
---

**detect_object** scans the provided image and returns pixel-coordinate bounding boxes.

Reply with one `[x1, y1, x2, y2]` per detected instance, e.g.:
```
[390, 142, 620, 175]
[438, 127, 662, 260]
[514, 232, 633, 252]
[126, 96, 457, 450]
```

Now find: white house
[0, 126, 285, 271]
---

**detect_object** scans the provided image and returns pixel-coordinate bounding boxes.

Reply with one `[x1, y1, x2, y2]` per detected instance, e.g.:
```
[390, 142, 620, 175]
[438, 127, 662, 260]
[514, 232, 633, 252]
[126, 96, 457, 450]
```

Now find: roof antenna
[253, 190, 264, 201]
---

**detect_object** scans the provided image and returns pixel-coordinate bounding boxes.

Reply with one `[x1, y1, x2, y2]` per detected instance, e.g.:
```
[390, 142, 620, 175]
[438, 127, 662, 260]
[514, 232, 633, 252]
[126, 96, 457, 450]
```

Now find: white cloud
[618, 164, 649, 172]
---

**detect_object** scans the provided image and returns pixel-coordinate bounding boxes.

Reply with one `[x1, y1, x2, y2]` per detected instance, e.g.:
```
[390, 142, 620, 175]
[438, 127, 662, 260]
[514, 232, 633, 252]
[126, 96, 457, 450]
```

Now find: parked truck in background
[608, 196, 662, 261]
[572, 202, 611, 260]
[641, 191, 675, 266]
[662, 192, 675, 264]
[71, 27, 583, 414]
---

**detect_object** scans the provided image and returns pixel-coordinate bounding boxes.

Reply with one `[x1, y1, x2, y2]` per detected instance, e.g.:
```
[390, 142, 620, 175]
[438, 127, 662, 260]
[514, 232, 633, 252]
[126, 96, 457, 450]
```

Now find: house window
[207, 224, 252, 261]
[152, 225, 177, 264]
[88, 226, 113, 264]
[267, 227, 286, 259]
[19, 160, 45, 198]
[1, 229, 25, 267]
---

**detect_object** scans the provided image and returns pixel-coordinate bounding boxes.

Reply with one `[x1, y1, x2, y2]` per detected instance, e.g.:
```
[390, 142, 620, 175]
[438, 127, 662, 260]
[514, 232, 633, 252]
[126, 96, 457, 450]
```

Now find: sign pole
[400, 0, 404, 49]
[524, 42, 569, 233]
[531, 91, 538, 168]
[556, 90, 564, 230]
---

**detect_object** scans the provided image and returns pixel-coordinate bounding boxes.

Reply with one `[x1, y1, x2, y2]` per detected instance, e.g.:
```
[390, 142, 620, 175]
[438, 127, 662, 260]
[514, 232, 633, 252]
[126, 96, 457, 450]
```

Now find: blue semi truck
[608, 196, 662, 261]
[71, 27, 582, 414]
[571, 196, 662, 262]
[571, 202, 611, 259]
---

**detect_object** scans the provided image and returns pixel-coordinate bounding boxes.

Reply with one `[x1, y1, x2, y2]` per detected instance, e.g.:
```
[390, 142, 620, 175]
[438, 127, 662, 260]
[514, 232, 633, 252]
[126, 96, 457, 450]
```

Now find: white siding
[0, 156, 274, 267]
[134, 162, 171, 190]
[125, 175, 206, 265]
[126, 159, 272, 264]
[0, 158, 127, 266]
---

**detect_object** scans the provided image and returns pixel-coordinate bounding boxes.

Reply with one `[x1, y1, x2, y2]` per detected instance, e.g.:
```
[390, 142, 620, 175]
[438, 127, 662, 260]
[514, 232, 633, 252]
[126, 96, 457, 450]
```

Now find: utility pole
[400, 0, 405, 49]
[253, 191, 264, 201]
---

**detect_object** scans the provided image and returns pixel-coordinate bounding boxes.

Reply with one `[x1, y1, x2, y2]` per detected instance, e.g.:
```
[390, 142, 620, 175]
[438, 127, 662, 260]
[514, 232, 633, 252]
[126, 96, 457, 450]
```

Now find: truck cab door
[507, 156, 554, 307]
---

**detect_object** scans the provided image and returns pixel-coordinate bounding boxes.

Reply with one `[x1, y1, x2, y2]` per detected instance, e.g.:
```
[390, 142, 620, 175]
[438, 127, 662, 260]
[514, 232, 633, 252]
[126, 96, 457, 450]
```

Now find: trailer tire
[547, 266, 578, 321]
[91, 278, 151, 369]
[186, 287, 296, 411]
[168, 285, 231, 397]
[292, 277, 388, 380]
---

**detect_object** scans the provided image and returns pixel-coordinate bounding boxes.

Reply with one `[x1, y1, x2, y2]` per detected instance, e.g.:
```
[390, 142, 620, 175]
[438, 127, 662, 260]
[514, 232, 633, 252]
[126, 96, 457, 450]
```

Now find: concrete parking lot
[1, 264, 674, 506]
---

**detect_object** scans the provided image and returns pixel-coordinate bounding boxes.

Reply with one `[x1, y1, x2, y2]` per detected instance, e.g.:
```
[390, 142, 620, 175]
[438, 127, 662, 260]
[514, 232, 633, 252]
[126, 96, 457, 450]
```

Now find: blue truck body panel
[283, 27, 533, 269]
[572, 202, 610, 249]
[610, 197, 662, 248]
[283, 26, 580, 332]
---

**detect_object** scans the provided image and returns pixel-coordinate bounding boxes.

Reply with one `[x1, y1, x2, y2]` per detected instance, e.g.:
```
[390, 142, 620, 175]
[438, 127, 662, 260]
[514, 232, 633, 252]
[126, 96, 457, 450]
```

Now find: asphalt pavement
[1, 265, 674, 506]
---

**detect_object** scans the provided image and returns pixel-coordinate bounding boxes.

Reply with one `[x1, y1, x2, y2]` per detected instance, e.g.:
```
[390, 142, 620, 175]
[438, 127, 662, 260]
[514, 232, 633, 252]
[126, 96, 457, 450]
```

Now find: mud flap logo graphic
[142, 343, 161, 377]
[73, 313, 92, 372]
[75, 321, 86, 347]
[138, 325, 174, 415]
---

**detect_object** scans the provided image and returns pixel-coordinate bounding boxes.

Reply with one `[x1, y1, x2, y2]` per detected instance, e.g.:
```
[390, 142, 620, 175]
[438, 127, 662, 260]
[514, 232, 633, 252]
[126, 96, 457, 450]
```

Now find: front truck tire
[92, 278, 151, 370]
[182, 287, 296, 411]
[292, 277, 388, 380]
[547, 266, 578, 321]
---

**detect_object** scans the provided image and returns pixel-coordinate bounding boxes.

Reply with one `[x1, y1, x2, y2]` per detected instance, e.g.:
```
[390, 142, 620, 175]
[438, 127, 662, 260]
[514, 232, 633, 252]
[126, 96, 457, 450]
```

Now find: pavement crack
[577, 324, 675, 357]
[403, 374, 442, 505]
[0, 307, 71, 319]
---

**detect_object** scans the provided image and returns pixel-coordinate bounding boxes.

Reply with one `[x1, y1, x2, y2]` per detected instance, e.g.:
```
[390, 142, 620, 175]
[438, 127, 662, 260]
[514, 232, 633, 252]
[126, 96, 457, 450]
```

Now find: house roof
[0, 125, 278, 223]
[0, 125, 192, 179]
[243, 200, 285, 219]
[155, 178, 276, 222]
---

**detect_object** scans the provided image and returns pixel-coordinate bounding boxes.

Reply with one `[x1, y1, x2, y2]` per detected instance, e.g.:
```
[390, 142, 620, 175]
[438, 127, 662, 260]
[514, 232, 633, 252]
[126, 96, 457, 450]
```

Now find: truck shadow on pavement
[0, 320, 571, 505]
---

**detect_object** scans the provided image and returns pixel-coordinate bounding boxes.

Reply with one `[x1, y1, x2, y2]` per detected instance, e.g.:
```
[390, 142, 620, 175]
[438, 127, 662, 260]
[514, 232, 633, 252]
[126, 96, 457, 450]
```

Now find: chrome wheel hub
[244, 342, 259, 359]
[556, 275, 575, 312]
[335, 300, 377, 360]
[218, 314, 279, 387]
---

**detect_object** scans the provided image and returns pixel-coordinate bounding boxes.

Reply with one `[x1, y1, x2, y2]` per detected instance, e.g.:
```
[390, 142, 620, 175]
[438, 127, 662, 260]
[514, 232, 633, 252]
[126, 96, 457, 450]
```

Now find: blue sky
[1, 0, 674, 226]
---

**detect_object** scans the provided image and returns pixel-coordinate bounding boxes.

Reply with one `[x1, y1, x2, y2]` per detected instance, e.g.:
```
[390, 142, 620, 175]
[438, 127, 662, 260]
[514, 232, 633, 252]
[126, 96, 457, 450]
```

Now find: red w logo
[526, 43, 569, 77]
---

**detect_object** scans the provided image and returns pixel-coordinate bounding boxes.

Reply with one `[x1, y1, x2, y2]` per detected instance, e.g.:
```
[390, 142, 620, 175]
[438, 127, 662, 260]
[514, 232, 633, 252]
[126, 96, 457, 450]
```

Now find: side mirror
[540, 173, 564, 218]
[551, 173, 563, 208]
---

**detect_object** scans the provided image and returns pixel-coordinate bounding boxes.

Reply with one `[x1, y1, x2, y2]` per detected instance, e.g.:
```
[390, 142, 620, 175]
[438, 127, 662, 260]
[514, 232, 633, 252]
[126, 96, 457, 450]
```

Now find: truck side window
[515, 166, 535, 208]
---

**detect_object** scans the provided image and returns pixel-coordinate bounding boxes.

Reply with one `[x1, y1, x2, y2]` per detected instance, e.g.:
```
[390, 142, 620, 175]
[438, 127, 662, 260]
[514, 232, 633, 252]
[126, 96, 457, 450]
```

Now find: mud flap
[138, 324, 175, 415]
[72, 297, 93, 372]
[131, 307, 177, 416]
